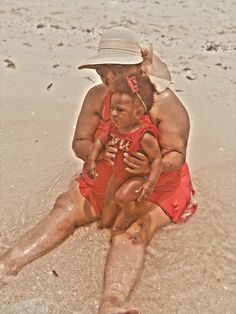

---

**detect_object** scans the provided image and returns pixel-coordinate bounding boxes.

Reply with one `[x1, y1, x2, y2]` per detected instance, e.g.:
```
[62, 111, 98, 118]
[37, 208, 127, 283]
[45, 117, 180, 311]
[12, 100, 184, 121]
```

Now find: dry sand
[0, 0, 236, 313]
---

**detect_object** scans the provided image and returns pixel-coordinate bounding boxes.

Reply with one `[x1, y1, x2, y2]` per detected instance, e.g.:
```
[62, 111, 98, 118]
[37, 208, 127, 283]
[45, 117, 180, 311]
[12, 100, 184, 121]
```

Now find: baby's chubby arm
[87, 137, 104, 179]
[136, 133, 162, 201]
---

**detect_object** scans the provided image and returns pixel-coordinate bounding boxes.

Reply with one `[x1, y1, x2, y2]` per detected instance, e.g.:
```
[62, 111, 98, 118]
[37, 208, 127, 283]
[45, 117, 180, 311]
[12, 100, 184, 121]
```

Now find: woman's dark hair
[112, 73, 157, 111]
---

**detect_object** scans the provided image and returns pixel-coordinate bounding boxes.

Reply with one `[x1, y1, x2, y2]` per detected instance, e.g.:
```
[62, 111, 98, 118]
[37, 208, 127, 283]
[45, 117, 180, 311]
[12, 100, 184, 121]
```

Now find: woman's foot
[0, 260, 17, 286]
[98, 300, 139, 314]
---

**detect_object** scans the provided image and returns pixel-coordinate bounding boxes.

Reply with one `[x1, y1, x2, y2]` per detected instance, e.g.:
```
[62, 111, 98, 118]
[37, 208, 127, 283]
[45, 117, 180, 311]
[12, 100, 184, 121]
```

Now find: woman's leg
[98, 203, 171, 314]
[0, 181, 99, 282]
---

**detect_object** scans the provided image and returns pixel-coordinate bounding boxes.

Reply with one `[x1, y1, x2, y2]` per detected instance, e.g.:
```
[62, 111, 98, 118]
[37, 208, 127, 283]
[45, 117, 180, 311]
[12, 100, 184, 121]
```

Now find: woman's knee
[52, 186, 98, 226]
[54, 192, 76, 210]
[51, 190, 83, 224]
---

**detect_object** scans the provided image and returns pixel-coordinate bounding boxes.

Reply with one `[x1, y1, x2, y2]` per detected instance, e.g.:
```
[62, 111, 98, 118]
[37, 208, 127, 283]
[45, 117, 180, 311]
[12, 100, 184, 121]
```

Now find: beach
[0, 0, 236, 313]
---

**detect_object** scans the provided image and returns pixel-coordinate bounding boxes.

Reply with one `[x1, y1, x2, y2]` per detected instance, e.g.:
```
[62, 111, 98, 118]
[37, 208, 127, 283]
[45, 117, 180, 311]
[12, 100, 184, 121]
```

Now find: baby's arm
[137, 133, 162, 200]
[87, 137, 104, 179]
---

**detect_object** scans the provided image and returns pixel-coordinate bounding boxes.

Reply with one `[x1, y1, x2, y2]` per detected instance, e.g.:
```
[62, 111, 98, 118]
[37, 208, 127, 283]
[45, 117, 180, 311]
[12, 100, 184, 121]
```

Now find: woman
[86, 74, 162, 231]
[0, 27, 196, 314]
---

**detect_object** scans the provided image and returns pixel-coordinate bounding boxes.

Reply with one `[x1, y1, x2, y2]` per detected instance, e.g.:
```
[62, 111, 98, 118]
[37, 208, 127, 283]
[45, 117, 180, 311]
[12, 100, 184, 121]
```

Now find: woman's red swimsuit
[76, 92, 197, 223]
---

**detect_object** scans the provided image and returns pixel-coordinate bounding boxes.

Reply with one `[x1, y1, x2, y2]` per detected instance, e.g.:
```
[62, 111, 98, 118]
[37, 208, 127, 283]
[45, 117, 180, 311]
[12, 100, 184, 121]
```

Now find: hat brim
[78, 50, 143, 69]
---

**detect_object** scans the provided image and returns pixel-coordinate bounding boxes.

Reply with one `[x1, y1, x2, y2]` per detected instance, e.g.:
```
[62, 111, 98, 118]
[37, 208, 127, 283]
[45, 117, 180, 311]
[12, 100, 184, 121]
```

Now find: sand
[0, 0, 236, 313]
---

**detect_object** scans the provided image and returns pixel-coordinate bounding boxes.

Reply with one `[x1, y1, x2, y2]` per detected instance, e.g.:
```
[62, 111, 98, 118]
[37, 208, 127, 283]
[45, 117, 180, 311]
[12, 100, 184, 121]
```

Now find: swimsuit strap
[129, 119, 159, 153]
[93, 91, 112, 140]
[101, 91, 112, 122]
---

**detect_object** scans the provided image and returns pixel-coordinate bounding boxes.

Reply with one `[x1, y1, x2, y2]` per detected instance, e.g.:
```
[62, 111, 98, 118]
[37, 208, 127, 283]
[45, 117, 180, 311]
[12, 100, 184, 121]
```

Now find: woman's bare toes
[0, 261, 16, 287]
[98, 301, 139, 314]
[115, 308, 139, 314]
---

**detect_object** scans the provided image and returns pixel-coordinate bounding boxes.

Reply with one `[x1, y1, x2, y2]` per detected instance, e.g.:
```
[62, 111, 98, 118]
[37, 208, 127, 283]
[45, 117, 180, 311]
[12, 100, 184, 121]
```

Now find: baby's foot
[113, 212, 138, 233]
[98, 221, 111, 229]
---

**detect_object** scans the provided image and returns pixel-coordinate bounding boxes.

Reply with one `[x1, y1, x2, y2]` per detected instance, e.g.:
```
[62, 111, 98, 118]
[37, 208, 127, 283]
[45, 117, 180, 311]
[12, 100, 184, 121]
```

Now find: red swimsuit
[76, 92, 197, 223]
[99, 118, 158, 184]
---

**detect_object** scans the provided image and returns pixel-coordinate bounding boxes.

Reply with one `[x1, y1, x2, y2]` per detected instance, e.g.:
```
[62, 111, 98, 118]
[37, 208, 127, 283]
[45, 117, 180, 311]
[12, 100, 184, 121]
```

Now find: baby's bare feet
[113, 212, 138, 233]
[98, 221, 111, 229]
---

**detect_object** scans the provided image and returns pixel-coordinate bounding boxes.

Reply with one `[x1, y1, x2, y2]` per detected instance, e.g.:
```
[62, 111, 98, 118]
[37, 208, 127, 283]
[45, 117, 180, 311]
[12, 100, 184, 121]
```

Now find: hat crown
[97, 27, 141, 55]
[78, 27, 143, 69]
[100, 27, 140, 44]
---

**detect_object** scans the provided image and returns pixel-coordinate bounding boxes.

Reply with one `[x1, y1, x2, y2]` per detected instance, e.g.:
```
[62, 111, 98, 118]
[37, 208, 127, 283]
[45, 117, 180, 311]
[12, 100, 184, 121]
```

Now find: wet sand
[0, 0, 236, 313]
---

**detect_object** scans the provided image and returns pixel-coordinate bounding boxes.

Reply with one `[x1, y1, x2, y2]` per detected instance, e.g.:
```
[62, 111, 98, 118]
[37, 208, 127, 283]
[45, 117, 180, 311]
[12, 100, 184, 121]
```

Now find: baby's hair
[112, 73, 157, 111]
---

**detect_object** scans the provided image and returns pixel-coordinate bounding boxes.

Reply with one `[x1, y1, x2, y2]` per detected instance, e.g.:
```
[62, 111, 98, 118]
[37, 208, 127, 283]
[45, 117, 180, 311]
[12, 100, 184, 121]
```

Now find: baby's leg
[101, 175, 121, 228]
[113, 177, 146, 232]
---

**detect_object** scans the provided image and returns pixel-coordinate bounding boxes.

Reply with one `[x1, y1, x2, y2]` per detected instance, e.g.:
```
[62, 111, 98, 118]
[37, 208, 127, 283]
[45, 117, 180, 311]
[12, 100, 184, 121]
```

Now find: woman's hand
[124, 152, 150, 175]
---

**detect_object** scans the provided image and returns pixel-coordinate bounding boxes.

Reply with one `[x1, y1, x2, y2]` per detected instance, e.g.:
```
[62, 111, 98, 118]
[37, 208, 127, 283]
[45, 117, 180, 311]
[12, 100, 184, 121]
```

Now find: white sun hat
[78, 27, 143, 69]
[78, 26, 171, 92]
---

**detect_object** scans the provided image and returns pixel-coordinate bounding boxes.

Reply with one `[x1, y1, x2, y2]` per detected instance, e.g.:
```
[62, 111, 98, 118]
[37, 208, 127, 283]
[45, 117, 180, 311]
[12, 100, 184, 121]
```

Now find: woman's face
[96, 64, 140, 91]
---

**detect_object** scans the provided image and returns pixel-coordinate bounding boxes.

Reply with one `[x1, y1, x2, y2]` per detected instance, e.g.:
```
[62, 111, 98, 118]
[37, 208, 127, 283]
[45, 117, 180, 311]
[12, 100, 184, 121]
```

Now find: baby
[87, 74, 162, 231]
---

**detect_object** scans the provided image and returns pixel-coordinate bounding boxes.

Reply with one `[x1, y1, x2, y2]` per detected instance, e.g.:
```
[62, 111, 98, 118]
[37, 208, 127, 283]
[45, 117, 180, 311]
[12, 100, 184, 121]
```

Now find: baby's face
[110, 93, 142, 132]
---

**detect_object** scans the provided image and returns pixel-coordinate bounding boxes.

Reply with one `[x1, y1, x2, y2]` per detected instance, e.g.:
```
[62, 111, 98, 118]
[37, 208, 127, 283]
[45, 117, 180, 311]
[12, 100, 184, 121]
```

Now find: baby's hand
[87, 161, 98, 179]
[104, 140, 118, 165]
[136, 180, 155, 201]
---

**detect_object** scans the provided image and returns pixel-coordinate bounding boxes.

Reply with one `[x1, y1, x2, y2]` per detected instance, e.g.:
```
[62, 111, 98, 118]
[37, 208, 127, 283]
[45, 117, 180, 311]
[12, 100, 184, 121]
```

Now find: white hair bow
[141, 44, 171, 93]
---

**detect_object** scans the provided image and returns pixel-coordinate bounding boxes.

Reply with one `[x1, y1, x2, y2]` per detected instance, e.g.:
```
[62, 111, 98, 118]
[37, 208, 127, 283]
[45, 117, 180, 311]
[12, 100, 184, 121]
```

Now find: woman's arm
[72, 84, 108, 161]
[152, 89, 190, 173]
